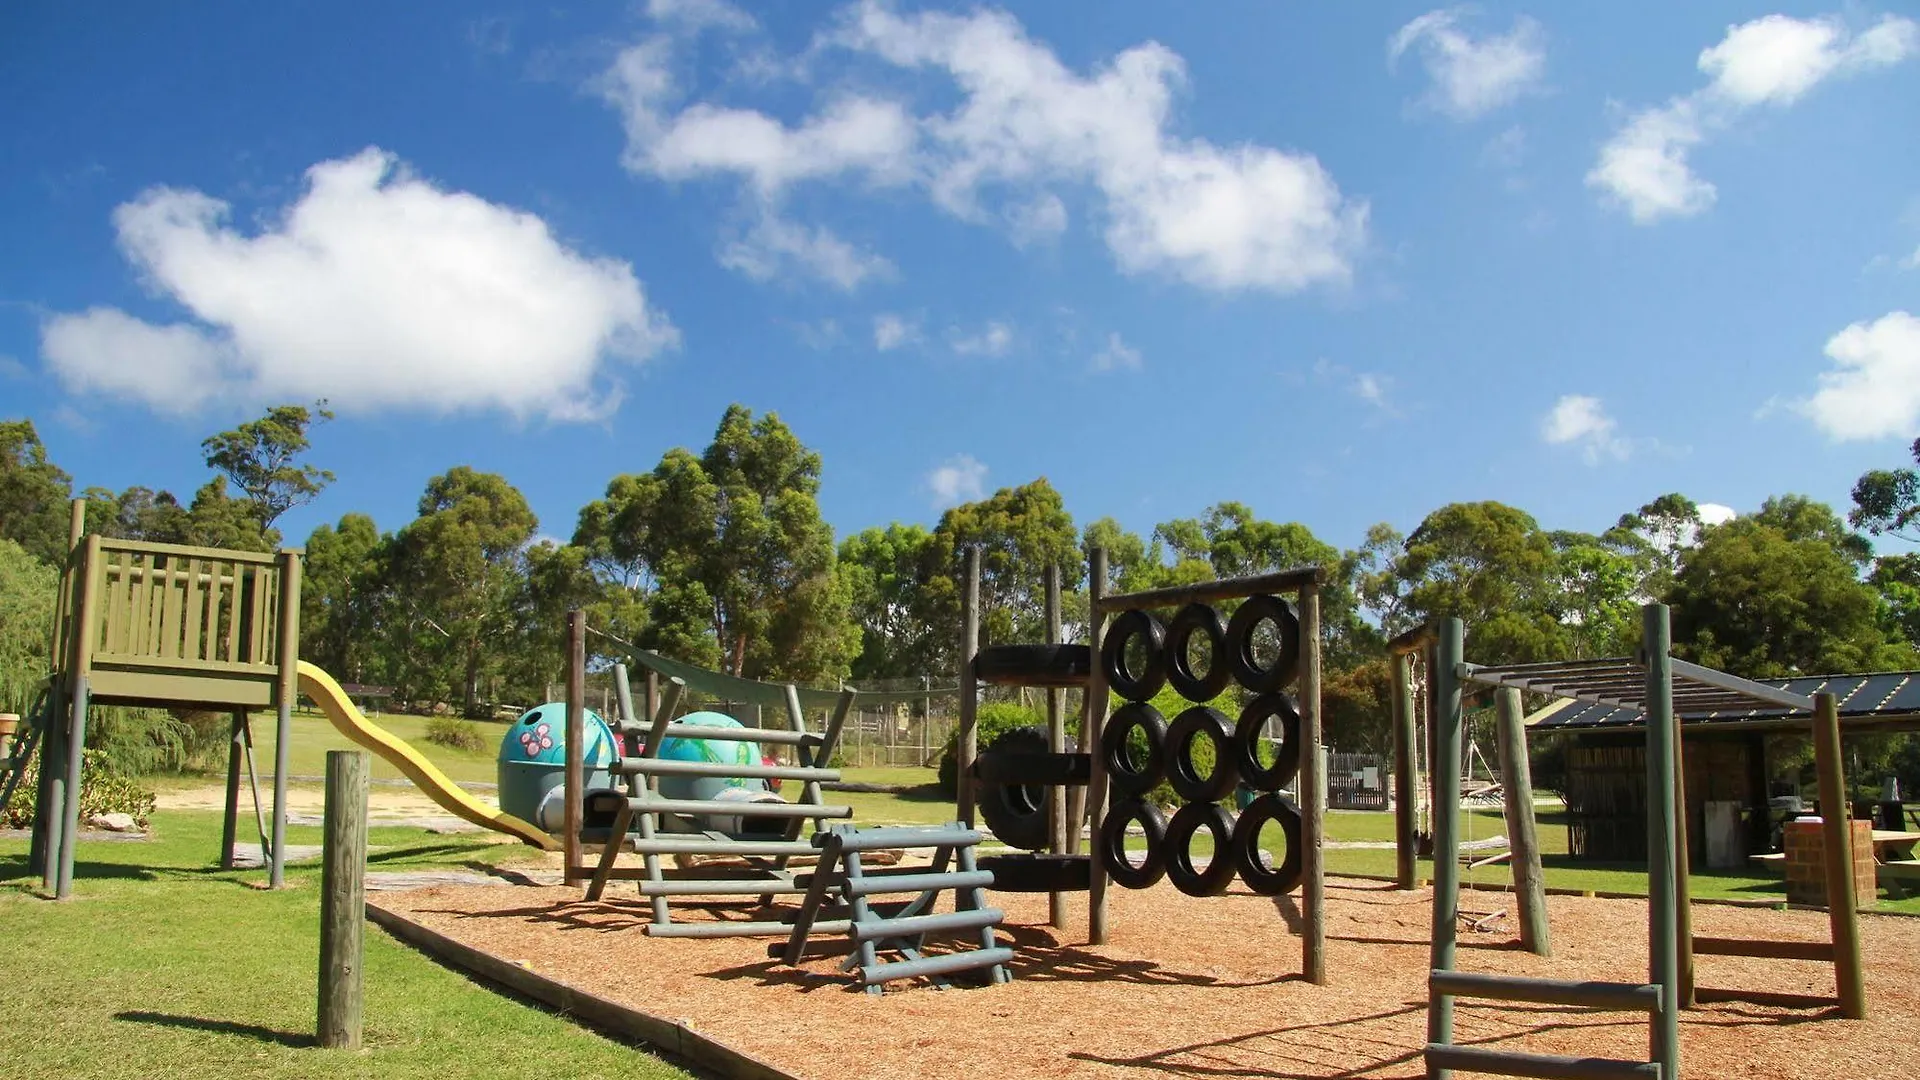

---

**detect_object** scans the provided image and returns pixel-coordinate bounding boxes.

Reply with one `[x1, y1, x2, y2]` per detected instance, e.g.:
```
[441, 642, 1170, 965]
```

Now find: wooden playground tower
[23, 499, 303, 898]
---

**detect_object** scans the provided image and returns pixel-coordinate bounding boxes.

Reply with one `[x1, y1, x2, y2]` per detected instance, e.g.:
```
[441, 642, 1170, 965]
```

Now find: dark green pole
[1393, 653, 1418, 890]
[270, 550, 301, 889]
[55, 675, 89, 900]
[318, 749, 368, 1049]
[1643, 604, 1680, 1079]
[1426, 618, 1463, 1078]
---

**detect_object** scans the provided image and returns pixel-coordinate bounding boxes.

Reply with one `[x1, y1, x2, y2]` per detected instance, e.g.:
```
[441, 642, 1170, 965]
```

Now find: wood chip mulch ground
[377, 875, 1920, 1080]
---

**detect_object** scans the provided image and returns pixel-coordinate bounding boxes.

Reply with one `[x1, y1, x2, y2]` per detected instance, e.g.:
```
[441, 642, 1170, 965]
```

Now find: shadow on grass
[889, 783, 952, 804]
[114, 1010, 314, 1048]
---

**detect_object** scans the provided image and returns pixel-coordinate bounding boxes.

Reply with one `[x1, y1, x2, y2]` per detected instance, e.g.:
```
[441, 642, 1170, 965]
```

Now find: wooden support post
[1642, 604, 1680, 1080]
[1495, 687, 1550, 957]
[564, 611, 586, 886]
[1426, 617, 1465, 1078]
[220, 710, 246, 868]
[1671, 703, 1694, 1006]
[270, 549, 300, 889]
[1393, 653, 1418, 890]
[1085, 547, 1111, 945]
[55, 533, 102, 900]
[1813, 691, 1867, 1019]
[956, 547, 981, 828]
[1044, 562, 1068, 930]
[55, 675, 89, 900]
[1299, 584, 1325, 985]
[33, 503, 88, 884]
[318, 749, 368, 1050]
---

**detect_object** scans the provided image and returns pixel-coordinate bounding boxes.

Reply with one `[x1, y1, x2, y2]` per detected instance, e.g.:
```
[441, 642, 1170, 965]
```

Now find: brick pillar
[1783, 818, 1875, 907]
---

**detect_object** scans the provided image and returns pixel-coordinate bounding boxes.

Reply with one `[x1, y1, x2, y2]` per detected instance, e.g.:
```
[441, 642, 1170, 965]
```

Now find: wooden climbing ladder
[775, 823, 1012, 994]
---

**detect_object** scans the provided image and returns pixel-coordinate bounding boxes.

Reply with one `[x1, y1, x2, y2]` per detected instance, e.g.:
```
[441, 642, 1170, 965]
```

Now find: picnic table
[1874, 830, 1920, 899]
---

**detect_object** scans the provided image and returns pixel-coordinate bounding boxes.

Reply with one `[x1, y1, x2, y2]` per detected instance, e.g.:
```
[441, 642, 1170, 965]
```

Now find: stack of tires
[1097, 595, 1307, 897]
[968, 643, 1096, 894]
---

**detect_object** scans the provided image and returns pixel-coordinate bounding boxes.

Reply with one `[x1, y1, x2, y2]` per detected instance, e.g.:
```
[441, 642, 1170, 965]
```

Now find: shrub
[2, 748, 156, 829]
[425, 716, 487, 753]
[936, 700, 1047, 796]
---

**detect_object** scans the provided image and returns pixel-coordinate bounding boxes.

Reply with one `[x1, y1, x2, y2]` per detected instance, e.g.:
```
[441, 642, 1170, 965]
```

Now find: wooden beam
[318, 750, 368, 1050]
[1097, 565, 1325, 612]
[1812, 690, 1866, 1019]
[1496, 686, 1550, 957]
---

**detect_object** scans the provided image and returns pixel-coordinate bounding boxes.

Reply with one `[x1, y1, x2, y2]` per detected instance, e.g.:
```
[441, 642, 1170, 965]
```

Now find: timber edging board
[364, 901, 804, 1080]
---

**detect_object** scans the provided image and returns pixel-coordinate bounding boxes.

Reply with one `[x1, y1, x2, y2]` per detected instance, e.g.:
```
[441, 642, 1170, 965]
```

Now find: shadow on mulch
[1069, 1004, 1428, 1079]
[114, 1010, 314, 1049]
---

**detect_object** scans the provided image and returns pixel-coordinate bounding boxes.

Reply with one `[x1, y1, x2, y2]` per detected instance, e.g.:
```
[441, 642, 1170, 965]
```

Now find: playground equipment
[21, 501, 555, 899]
[1074, 557, 1328, 978]
[562, 615, 964, 942]
[497, 701, 617, 831]
[1421, 605, 1867, 1080]
[775, 823, 1011, 994]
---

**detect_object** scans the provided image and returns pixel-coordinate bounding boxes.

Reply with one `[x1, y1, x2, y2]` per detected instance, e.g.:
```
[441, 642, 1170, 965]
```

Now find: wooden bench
[1879, 859, 1920, 900]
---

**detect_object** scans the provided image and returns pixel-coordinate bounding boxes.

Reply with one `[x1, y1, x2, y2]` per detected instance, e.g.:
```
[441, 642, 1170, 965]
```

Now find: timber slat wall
[58, 540, 286, 682]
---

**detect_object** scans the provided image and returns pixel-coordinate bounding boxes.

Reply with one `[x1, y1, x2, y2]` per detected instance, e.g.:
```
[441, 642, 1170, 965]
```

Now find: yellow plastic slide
[297, 661, 556, 850]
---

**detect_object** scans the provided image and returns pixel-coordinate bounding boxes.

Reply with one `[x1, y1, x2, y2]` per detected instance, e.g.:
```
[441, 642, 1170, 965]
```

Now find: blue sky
[4, 1, 1918, 557]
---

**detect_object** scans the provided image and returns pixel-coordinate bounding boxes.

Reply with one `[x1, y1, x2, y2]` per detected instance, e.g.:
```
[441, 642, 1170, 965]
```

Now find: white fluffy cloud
[1590, 13, 1917, 223]
[1090, 332, 1142, 373]
[872, 313, 918, 351]
[41, 149, 674, 421]
[1800, 311, 1920, 440]
[719, 207, 895, 289]
[951, 321, 1013, 357]
[1541, 394, 1630, 463]
[601, 2, 1366, 294]
[926, 454, 987, 507]
[1698, 503, 1738, 526]
[1388, 9, 1546, 120]
[646, 0, 756, 34]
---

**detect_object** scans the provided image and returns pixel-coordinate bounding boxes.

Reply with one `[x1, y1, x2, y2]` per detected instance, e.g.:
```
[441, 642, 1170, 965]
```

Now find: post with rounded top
[1085, 547, 1111, 945]
[1813, 690, 1867, 1019]
[270, 548, 301, 889]
[33, 502, 89, 883]
[956, 547, 981, 828]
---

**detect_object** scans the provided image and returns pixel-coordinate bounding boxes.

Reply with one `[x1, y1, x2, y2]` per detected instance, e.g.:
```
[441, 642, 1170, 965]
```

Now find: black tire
[1099, 797, 1167, 890]
[1234, 693, 1302, 792]
[1165, 602, 1232, 702]
[976, 725, 1075, 851]
[971, 751, 1090, 785]
[1164, 706, 1237, 803]
[1225, 593, 1301, 694]
[974, 643, 1092, 687]
[1100, 608, 1167, 702]
[1100, 702, 1167, 797]
[977, 852, 1092, 893]
[1231, 792, 1304, 896]
[1164, 801, 1237, 897]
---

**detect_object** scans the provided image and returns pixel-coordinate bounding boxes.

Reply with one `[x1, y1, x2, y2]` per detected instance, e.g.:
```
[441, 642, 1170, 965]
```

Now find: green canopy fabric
[607, 637, 959, 713]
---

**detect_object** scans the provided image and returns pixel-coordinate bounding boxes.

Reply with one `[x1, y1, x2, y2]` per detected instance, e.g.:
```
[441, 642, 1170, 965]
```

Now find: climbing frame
[775, 823, 1011, 995]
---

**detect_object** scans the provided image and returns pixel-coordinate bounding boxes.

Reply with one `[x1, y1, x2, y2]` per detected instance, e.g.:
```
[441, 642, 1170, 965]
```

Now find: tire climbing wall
[1096, 593, 1309, 898]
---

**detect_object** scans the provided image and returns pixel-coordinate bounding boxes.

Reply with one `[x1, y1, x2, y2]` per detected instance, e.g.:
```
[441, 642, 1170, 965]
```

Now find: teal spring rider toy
[496, 702, 617, 830]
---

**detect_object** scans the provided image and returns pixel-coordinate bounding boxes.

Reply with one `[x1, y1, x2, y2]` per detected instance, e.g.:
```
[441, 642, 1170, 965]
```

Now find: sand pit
[376, 877, 1920, 1080]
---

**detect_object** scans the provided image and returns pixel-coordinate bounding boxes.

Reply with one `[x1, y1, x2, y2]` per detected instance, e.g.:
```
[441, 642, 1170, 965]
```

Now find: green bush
[424, 716, 487, 753]
[937, 700, 1046, 796]
[2, 748, 156, 829]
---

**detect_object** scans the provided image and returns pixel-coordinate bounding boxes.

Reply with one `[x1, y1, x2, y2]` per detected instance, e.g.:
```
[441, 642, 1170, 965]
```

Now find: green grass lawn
[244, 708, 510, 786]
[0, 811, 691, 1080]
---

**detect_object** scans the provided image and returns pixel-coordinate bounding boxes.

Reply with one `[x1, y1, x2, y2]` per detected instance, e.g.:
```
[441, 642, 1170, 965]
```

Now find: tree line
[3, 408, 1918, 757]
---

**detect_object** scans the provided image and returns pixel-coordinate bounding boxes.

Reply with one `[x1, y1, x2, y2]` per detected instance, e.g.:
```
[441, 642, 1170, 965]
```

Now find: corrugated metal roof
[1529, 671, 1920, 730]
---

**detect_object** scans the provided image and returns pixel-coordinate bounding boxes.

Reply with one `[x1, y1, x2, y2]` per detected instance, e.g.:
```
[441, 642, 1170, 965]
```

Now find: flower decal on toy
[519, 722, 554, 756]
